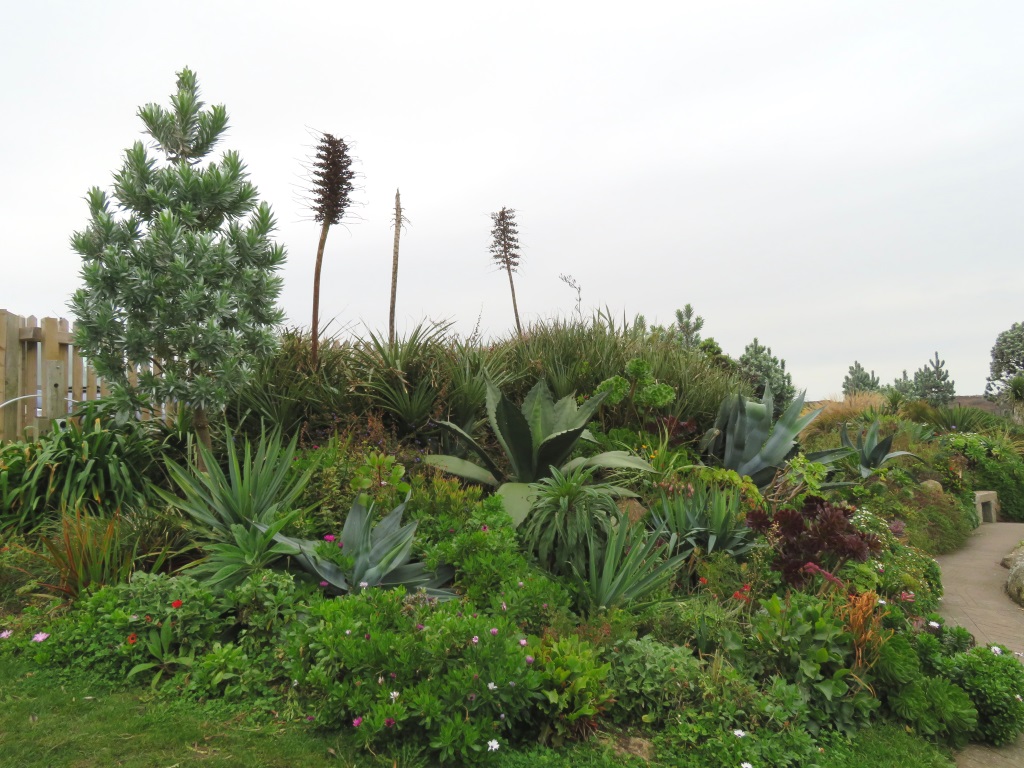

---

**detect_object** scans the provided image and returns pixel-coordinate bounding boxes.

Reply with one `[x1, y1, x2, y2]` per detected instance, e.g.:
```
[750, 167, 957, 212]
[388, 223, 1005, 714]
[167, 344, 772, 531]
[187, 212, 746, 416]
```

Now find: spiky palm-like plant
[309, 132, 354, 368]
[490, 207, 524, 337]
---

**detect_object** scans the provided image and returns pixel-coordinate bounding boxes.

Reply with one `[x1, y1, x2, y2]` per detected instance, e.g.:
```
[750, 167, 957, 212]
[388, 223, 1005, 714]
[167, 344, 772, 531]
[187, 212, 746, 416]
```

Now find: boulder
[920, 479, 944, 494]
[1007, 559, 1024, 608]
[1000, 542, 1024, 570]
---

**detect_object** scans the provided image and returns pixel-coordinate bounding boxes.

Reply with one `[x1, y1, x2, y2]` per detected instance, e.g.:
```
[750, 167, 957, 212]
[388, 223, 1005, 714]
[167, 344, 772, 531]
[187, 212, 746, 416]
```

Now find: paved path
[934, 521, 1024, 768]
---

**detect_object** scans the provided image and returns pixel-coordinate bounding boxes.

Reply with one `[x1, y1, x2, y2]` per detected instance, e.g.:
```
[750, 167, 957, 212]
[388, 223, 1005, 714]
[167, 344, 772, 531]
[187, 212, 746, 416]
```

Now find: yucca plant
[257, 495, 453, 597]
[572, 516, 685, 616]
[158, 429, 318, 540]
[840, 421, 921, 478]
[425, 378, 652, 524]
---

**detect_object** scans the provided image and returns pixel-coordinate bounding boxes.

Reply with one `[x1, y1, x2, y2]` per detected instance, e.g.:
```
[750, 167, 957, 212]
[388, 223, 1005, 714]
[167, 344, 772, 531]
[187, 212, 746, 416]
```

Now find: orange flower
[127, 633, 138, 645]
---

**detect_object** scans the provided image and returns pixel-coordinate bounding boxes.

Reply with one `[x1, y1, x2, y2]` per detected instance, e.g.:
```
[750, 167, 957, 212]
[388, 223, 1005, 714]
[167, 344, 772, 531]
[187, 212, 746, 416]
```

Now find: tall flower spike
[308, 132, 355, 367]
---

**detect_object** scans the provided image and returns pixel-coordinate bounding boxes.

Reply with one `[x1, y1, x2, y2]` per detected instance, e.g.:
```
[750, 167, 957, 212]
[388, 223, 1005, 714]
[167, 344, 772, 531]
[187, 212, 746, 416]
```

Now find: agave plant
[701, 383, 849, 487]
[257, 495, 454, 598]
[651, 478, 758, 561]
[841, 421, 921, 478]
[424, 378, 653, 525]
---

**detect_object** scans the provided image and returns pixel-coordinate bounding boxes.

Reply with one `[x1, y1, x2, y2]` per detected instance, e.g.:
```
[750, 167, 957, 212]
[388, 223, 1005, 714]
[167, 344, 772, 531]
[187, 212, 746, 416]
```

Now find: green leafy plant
[606, 636, 701, 725]
[520, 465, 620, 578]
[349, 450, 411, 508]
[259, 495, 453, 597]
[594, 357, 676, 429]
[532, 634, 613, 745]
[159, 429, 317, 539]
[425, 378, 651, 524]
[572, 516, 685, 616]
[942, 645, 1024, 745]
[840, 420, 920, 478]
[126, 612, 196, 691]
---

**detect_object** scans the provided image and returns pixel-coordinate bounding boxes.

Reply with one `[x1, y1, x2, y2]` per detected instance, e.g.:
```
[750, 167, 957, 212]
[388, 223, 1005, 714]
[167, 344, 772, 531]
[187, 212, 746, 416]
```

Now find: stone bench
[975, 490, 1000, 524]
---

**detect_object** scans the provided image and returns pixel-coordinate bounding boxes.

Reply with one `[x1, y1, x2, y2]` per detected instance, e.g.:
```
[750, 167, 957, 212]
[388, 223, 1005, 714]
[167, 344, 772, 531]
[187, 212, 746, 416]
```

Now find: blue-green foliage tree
[70, 69, 286, 451]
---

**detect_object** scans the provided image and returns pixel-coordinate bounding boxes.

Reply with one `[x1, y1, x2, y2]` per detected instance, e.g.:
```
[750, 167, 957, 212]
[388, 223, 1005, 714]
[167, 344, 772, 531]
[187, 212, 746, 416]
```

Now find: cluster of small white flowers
[992, 645, 1004, 656]
[928, 621, 941, 629]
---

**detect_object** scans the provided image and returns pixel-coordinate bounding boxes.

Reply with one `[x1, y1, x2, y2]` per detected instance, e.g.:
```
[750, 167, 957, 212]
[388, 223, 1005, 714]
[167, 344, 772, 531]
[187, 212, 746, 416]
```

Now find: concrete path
[934, 521, 1024, 768]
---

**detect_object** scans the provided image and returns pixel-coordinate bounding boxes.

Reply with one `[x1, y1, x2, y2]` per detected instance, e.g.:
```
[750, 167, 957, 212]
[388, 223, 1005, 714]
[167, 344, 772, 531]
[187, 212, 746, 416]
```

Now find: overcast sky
[2, 2, 1022, 399]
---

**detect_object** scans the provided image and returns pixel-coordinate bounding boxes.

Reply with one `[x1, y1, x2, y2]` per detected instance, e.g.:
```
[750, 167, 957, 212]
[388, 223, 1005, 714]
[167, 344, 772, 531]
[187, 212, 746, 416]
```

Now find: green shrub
[532, 634, 612, 746]
[287, 587, 541, 763]
[941, 645, 1024, 745]
[942, 432, 1024, 521]
[606, 636, 700, 725]
[642, 595, 742, 655]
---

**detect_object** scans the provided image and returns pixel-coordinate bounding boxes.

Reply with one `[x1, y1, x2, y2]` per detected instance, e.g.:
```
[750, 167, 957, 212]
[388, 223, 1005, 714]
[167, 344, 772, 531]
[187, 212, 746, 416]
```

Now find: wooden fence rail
[0, 310, 172, 442]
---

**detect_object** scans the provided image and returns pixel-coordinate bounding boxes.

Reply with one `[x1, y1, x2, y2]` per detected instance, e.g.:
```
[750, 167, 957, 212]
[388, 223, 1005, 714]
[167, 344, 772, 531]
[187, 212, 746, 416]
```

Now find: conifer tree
[489, 207, 523, 337]
[70, 68, 286, 453]
[913, 351, 956, 407]
[738, 338, 796, 416]
[842, 361, 880, 395]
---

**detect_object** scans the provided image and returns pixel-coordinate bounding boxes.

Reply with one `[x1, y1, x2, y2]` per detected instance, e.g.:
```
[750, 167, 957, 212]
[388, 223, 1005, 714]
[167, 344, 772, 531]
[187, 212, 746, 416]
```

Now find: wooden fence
[0, 311, 173, 442]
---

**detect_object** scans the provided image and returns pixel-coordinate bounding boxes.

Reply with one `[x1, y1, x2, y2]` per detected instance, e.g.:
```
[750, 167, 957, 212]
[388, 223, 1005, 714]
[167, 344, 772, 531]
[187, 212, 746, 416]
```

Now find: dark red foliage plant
[747, 496, 881, 586]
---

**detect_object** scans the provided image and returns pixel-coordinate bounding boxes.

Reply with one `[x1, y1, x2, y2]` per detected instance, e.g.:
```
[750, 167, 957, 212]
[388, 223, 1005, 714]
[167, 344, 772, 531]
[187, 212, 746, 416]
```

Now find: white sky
[2, 1, 1022, 399]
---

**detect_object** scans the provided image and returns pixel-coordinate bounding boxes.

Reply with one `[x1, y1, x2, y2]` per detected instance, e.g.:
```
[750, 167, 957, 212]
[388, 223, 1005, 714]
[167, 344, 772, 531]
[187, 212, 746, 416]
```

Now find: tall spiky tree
[389, 188, 409, 345]
[843, 361, 881, 395]
[309, 132, 354, 367]
[70, 68, 286, 457]
[490, 207, 523, 337]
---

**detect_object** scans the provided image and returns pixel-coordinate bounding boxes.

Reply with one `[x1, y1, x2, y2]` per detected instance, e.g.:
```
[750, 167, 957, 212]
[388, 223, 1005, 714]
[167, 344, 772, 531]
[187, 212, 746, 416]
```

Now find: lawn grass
[0, 659, 959, 768]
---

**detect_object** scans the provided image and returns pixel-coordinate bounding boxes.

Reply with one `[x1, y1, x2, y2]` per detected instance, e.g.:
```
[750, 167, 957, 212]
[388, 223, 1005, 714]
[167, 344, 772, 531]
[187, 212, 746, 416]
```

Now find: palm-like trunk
[311, 220, 331, 368]
[506, 264, 522, 337]
[389, 189, 402, 346]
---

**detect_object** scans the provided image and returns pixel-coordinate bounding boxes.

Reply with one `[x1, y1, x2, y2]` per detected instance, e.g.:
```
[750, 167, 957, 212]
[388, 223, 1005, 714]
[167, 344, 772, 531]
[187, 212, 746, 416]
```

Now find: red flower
[171, 600, 183, 609]
[742, 584, 751, 592]
[144, 615, 152, 623]
[127, 633, 138, 645]
[698, 577, 708, 585]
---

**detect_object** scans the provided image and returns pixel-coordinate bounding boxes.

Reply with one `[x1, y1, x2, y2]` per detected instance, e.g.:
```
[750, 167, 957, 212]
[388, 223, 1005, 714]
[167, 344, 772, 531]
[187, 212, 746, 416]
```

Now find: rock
[920, 479, 944, 494]
[1007, 559, 1024, 608]
[1002, 543, 1024, 570]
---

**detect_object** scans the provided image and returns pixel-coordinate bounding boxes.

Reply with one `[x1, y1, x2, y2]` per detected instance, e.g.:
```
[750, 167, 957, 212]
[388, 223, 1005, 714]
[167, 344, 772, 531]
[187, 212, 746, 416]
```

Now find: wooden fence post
[40, 316, 66, 433]
[0, 310, 22, 442]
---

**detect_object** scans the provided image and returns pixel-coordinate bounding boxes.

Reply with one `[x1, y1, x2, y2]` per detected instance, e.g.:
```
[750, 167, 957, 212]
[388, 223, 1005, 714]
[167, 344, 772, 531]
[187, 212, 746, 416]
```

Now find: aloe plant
[257, 495, 453, 598]
[701, 383, 848, 487]
[424, 378, 653, 525]
[841, 421, 920, 478]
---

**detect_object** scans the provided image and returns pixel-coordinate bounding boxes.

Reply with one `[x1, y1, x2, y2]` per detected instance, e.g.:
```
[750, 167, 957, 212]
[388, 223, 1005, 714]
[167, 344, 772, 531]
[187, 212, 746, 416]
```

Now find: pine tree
[308, 132, 355, 367]
[842, 361, 880, 395]
[70, 68, 286, 453]
[738, 338, 796, 416]
[489, 207, 524, 337]
[673, 304, 704, 349]
[913, 351, 956, 407]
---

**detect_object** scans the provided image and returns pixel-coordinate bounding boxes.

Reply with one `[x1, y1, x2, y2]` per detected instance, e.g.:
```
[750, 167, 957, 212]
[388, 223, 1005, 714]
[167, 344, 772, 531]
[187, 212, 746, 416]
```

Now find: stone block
[975, 491, 1000, 524]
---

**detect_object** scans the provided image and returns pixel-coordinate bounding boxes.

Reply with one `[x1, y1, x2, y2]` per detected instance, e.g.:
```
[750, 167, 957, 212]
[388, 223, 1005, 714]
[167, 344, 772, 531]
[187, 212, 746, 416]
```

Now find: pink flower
[0, 630, 12, 639]
[385, 717, 396, 728]
[324, 534, 335, 542]
[490, 628, 498, 636]
[31, 632, 49, 642]
[471, 636, 479, 644]
[352, 717, 363, 727]
[525, 655, 535, 665]
[519, 638, 527, 647]
[319, 581, 329, 587]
